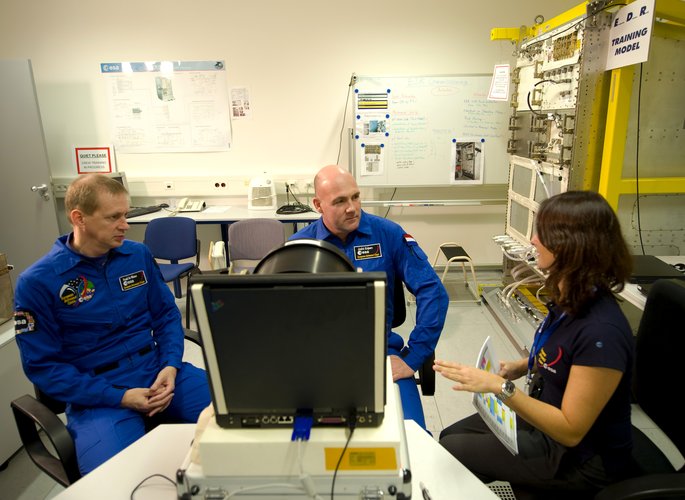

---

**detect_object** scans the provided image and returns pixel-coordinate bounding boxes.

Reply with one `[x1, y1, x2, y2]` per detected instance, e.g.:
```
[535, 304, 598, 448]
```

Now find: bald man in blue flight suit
[290, 165, 449, 429]
[14, 174, 210, 474]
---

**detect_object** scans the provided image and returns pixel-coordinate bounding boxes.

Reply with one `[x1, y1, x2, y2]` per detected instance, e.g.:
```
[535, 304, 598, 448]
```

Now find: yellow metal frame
[598, 0, 685, 209]
[491, 2, 588, 42]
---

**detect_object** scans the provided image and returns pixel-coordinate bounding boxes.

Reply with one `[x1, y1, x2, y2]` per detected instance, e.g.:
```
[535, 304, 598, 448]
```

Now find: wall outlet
[212, 181, 228, 189]
[164, 181, 174, 191]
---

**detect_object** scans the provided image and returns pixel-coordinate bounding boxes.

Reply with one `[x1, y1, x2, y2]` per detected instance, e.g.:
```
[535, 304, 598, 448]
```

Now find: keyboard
[126, 205, 163, 219]
[276, 204, 314, 215]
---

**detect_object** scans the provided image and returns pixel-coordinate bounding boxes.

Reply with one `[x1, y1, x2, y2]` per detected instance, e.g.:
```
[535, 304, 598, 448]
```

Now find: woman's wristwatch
[496, 379, 516, 401]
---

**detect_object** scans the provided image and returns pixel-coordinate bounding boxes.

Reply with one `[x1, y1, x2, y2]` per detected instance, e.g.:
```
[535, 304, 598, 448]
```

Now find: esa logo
[100, 63, 122, 73]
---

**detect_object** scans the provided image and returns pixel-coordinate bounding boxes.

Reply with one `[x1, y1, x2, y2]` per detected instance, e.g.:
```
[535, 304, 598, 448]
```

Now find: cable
[383, 188, 397, 219]
[330, 412, 356, 500]
[635, 63, 645, 255]
[130, 473, 175, 499]
[336, 74, 356, 165]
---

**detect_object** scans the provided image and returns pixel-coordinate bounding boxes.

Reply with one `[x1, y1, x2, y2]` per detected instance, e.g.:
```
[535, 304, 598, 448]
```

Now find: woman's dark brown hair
[535, 190, 632, 315]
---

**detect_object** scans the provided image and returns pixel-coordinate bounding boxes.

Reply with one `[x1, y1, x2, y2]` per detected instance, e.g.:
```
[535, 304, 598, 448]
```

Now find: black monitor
[190, 270, 387, 428]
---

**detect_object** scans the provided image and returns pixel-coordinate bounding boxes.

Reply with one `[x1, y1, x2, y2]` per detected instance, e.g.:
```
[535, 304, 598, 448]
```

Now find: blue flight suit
[290, 211, 448, 428]
[13, 235, 210, 474]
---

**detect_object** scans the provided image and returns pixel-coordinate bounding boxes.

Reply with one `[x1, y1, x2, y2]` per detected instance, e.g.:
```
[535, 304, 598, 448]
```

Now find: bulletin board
[352, 74, 509, 187]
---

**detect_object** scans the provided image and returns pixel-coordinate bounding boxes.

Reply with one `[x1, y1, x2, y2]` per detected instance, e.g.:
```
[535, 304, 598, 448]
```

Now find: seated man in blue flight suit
[290, 165, 449, 429]
[14, 174, 210, 475]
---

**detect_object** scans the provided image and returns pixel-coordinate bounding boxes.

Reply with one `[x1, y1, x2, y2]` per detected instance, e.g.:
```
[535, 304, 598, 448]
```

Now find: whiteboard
[352, 75, 509, 187]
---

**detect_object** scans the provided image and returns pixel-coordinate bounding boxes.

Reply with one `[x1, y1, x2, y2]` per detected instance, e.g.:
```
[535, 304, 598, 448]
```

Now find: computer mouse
[159, 203, 169, 208]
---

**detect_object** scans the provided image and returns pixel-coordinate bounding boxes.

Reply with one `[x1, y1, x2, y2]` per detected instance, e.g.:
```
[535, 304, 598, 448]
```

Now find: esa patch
[354, 243, 382, 260]
[60, 276, 96, 307]
[119, 270, 147, 291]
[14, 310, 36, 334]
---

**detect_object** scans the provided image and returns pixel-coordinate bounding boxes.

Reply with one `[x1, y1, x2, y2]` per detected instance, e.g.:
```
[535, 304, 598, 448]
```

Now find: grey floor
[2, 270, 682, 499]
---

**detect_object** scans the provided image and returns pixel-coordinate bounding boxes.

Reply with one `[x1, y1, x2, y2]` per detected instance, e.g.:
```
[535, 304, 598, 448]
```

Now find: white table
[127, 205, 320, 244]
[54, 421, 498, 500]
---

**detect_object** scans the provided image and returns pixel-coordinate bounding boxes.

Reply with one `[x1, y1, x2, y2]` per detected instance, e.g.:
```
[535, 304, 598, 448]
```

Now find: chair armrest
[183, 328, 202, 347]
[595, 473, 685, 500]
[417, 352, 436, 396]
[11, 394, 80, 487]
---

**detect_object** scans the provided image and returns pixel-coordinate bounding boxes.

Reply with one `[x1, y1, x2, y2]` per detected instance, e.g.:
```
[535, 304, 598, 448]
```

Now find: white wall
[0, 0, 580, 264]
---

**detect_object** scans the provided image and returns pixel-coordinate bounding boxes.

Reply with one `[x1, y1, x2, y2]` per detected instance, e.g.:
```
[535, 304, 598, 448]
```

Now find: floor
[1, 270, 683, 499]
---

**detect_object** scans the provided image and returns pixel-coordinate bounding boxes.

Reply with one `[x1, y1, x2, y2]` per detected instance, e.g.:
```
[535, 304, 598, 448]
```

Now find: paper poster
[74, 146, 115, 174]
[605, 0, 655, 71]
[449, 138, 485, 185]
[488, 64, 510, 101]
[230, 87, 251, 119]
[361, 143, 385, 176]
[101, 60, 231, 153]
[472, 336, 519, 455]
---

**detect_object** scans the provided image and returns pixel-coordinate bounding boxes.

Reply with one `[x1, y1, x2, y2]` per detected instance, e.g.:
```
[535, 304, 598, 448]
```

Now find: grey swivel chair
[227, 218, 285, 274]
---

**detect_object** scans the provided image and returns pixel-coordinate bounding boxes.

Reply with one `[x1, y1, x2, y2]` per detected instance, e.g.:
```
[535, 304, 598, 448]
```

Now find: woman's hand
[433, 359, 503, 395]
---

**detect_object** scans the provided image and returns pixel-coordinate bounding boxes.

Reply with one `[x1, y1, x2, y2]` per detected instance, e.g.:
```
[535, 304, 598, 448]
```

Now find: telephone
[177, 197, 206, 212]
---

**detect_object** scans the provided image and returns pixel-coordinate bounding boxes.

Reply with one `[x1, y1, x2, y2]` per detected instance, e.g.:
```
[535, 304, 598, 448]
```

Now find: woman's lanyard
[525, 310, 567, 392]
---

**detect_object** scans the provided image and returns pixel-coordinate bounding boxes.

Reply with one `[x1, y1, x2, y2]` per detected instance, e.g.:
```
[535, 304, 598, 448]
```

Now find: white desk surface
[126, 206, 321, 224]
[55, 421, 498, 500]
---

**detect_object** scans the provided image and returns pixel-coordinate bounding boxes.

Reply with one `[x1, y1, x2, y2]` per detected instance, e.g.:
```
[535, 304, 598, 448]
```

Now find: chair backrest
[228, 219, 285, 263]
[143, 217, 198, 262]
[634, 279, 685, 457]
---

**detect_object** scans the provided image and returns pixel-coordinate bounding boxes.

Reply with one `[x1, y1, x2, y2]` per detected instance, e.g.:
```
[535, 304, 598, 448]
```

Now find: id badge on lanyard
[525, 311, 566, 393]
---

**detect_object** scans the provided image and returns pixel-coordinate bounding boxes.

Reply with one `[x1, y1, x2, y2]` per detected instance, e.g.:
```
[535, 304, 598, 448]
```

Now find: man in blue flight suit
[290, 165, 449, 429]
[14, 174, 210, 474]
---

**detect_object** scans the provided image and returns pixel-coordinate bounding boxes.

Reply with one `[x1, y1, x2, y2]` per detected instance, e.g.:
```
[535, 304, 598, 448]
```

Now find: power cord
[634, 63, 645, 255]
[330, 411, 356, 500]
[336, 73, 357, 165]
[130, 473, 175, 499]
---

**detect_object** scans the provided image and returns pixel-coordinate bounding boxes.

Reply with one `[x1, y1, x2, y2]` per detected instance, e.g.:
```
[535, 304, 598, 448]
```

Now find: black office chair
[393, 278, 436, 396]
[10, 330, 203, 487]
[595, 279, 685, 499]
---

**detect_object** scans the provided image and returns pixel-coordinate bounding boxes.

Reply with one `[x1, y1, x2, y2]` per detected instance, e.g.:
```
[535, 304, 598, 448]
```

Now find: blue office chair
[143, 217, 200, 328]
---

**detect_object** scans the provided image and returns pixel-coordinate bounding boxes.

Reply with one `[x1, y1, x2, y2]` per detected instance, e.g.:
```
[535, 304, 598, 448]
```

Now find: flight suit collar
[52, 233, 135, 274]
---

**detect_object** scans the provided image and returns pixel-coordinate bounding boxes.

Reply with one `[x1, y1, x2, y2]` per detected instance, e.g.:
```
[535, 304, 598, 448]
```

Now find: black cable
[383, 188, 397, 219]
[635, 63, 645, 255]
[330, 415, 356, 500]
[130, 473, 175, 499]
[336, 78, 354, 165]
[526, 79, 559, 117]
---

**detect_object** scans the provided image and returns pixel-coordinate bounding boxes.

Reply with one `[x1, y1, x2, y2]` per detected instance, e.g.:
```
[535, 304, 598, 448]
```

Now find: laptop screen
[190, 272, 387, 428]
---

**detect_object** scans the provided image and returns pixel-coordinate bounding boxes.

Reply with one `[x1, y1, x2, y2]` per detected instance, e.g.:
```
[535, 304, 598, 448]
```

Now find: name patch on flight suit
[14, 310, 36, 334]
[119, 270, 148, 291]
[354, 243, 382, 260]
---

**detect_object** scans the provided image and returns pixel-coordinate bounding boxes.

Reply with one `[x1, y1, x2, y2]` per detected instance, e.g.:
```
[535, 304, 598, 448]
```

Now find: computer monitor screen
[191, 272, 387, 428]
[102, 171, 129, 192]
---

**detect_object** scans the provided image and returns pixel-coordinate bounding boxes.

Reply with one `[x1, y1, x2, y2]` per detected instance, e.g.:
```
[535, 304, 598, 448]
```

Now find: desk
[54, 421, 498, 500]
[127, 206, 320, 246]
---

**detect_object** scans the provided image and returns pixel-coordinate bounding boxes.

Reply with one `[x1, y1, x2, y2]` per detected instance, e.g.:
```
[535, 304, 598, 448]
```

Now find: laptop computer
[630, 255, 685, 285]
[190, 272, 387, 429]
